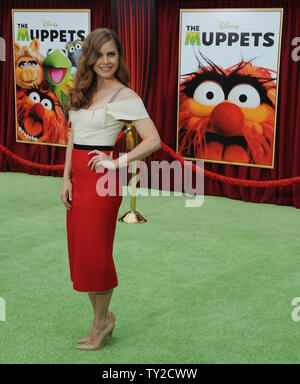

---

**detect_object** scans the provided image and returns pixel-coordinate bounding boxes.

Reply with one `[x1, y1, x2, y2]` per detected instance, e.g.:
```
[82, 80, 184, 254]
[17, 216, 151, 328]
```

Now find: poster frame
[11, 8, 91, 147]
[176, 8, 284, 169]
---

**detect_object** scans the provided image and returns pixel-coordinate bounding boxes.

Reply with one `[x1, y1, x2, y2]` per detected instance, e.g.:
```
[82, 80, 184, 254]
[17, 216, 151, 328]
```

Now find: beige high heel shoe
[76, 312, 116, 351]
[78, 311, 114, 344]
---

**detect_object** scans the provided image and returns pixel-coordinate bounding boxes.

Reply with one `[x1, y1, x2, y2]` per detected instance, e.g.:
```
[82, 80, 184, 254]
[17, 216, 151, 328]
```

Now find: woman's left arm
[115, 118, 161, 168]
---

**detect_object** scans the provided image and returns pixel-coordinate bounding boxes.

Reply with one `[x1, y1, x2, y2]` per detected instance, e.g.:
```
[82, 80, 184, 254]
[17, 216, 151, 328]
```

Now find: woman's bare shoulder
[117, 87, 140, 101]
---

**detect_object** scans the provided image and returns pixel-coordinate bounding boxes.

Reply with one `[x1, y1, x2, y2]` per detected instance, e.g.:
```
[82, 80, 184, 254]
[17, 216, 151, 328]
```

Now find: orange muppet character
[17, 87, 69, 144]
[178, 57, 276, 165]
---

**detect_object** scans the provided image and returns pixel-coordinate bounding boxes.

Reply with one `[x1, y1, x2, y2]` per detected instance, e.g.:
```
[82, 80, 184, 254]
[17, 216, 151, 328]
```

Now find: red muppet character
[178, 57, 276, 166]
[17, 87, 69, 145]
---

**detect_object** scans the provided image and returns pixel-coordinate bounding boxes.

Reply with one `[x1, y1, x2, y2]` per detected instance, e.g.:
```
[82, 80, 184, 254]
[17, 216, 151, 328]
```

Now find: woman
[61, 28, 161, 351]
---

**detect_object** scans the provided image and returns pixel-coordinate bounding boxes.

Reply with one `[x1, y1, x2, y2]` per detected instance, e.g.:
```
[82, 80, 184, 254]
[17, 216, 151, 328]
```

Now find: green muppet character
[42, 48, 74, 113]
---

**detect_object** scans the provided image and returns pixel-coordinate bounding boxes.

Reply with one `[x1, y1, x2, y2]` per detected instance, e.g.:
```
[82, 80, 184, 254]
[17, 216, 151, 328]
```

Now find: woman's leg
[88, 293, 96, 314]
[78, 293, 96, 343]
[78, 291, 112, 343]
[93, 288, 113, 329]
[77, 288, 115, 349]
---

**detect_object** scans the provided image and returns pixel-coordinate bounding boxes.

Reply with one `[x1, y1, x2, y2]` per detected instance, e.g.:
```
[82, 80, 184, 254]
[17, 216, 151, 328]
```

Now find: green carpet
[0, 171, 300, 364]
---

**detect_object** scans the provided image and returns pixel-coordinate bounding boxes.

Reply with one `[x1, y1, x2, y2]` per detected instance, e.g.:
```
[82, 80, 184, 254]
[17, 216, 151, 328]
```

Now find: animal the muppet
[17, 87, 69, 144]
[178, 56, 276, 166]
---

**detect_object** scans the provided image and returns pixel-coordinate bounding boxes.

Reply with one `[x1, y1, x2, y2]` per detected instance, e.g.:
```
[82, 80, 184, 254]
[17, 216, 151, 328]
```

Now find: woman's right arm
[61, 118, 73, 211]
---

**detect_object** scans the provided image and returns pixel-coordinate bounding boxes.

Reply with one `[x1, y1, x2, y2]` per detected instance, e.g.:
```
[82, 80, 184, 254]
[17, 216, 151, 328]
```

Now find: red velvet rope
[1, 134, 300, 188]
[160, 142, 300, 188]
[0, 144, 64, 171]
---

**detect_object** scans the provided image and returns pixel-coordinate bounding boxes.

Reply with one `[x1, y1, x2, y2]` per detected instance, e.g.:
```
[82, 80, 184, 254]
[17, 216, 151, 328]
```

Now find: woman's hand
[61, 177, 73, 211]
[87, 150, 118, 171]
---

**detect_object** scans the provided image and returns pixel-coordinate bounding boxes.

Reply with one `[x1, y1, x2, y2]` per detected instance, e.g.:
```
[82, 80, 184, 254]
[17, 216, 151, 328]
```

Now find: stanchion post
[118, 124, 147, 223]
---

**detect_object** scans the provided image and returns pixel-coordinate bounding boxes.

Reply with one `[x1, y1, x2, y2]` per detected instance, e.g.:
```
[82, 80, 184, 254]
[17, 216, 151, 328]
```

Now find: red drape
[111, 0, 155, 103]
[1, 0, 300, 208]
[111, 0, 156, 166]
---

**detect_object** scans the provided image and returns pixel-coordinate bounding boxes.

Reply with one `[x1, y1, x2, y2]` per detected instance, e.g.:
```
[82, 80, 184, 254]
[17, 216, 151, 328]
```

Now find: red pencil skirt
[66, 145, 123, 292]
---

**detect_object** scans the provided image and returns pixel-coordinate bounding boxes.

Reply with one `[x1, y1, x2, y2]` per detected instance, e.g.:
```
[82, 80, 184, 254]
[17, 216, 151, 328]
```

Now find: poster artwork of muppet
[15, 38, 69, 145]
[17, 87, 69, 144]
[178, 54, 277, 166]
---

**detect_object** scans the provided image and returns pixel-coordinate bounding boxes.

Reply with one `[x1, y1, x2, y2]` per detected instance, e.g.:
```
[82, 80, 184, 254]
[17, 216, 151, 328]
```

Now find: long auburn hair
[66, 28, 130, 112]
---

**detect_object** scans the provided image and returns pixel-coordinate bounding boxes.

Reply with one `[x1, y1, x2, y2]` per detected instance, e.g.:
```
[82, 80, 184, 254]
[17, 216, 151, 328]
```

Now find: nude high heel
[78, 311, 114, 344]
[76, 312, 116, 351]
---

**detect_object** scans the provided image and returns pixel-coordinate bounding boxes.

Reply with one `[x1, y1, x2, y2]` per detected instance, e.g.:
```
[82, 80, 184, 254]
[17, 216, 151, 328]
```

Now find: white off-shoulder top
[69, 97, 150, 146]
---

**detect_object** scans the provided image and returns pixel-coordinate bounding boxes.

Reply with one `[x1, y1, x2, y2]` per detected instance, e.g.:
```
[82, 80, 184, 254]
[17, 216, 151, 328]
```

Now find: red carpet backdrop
[0, 0, 300, 208]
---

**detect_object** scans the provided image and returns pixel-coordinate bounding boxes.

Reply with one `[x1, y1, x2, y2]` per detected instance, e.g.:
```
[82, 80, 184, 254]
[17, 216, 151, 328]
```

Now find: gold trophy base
[118, 211, 147, 223]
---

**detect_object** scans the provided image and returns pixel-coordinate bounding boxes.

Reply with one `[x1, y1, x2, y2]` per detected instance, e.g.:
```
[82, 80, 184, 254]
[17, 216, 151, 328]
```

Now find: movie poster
[177, 9, 283, 168]
[12, 9, 90, 147]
